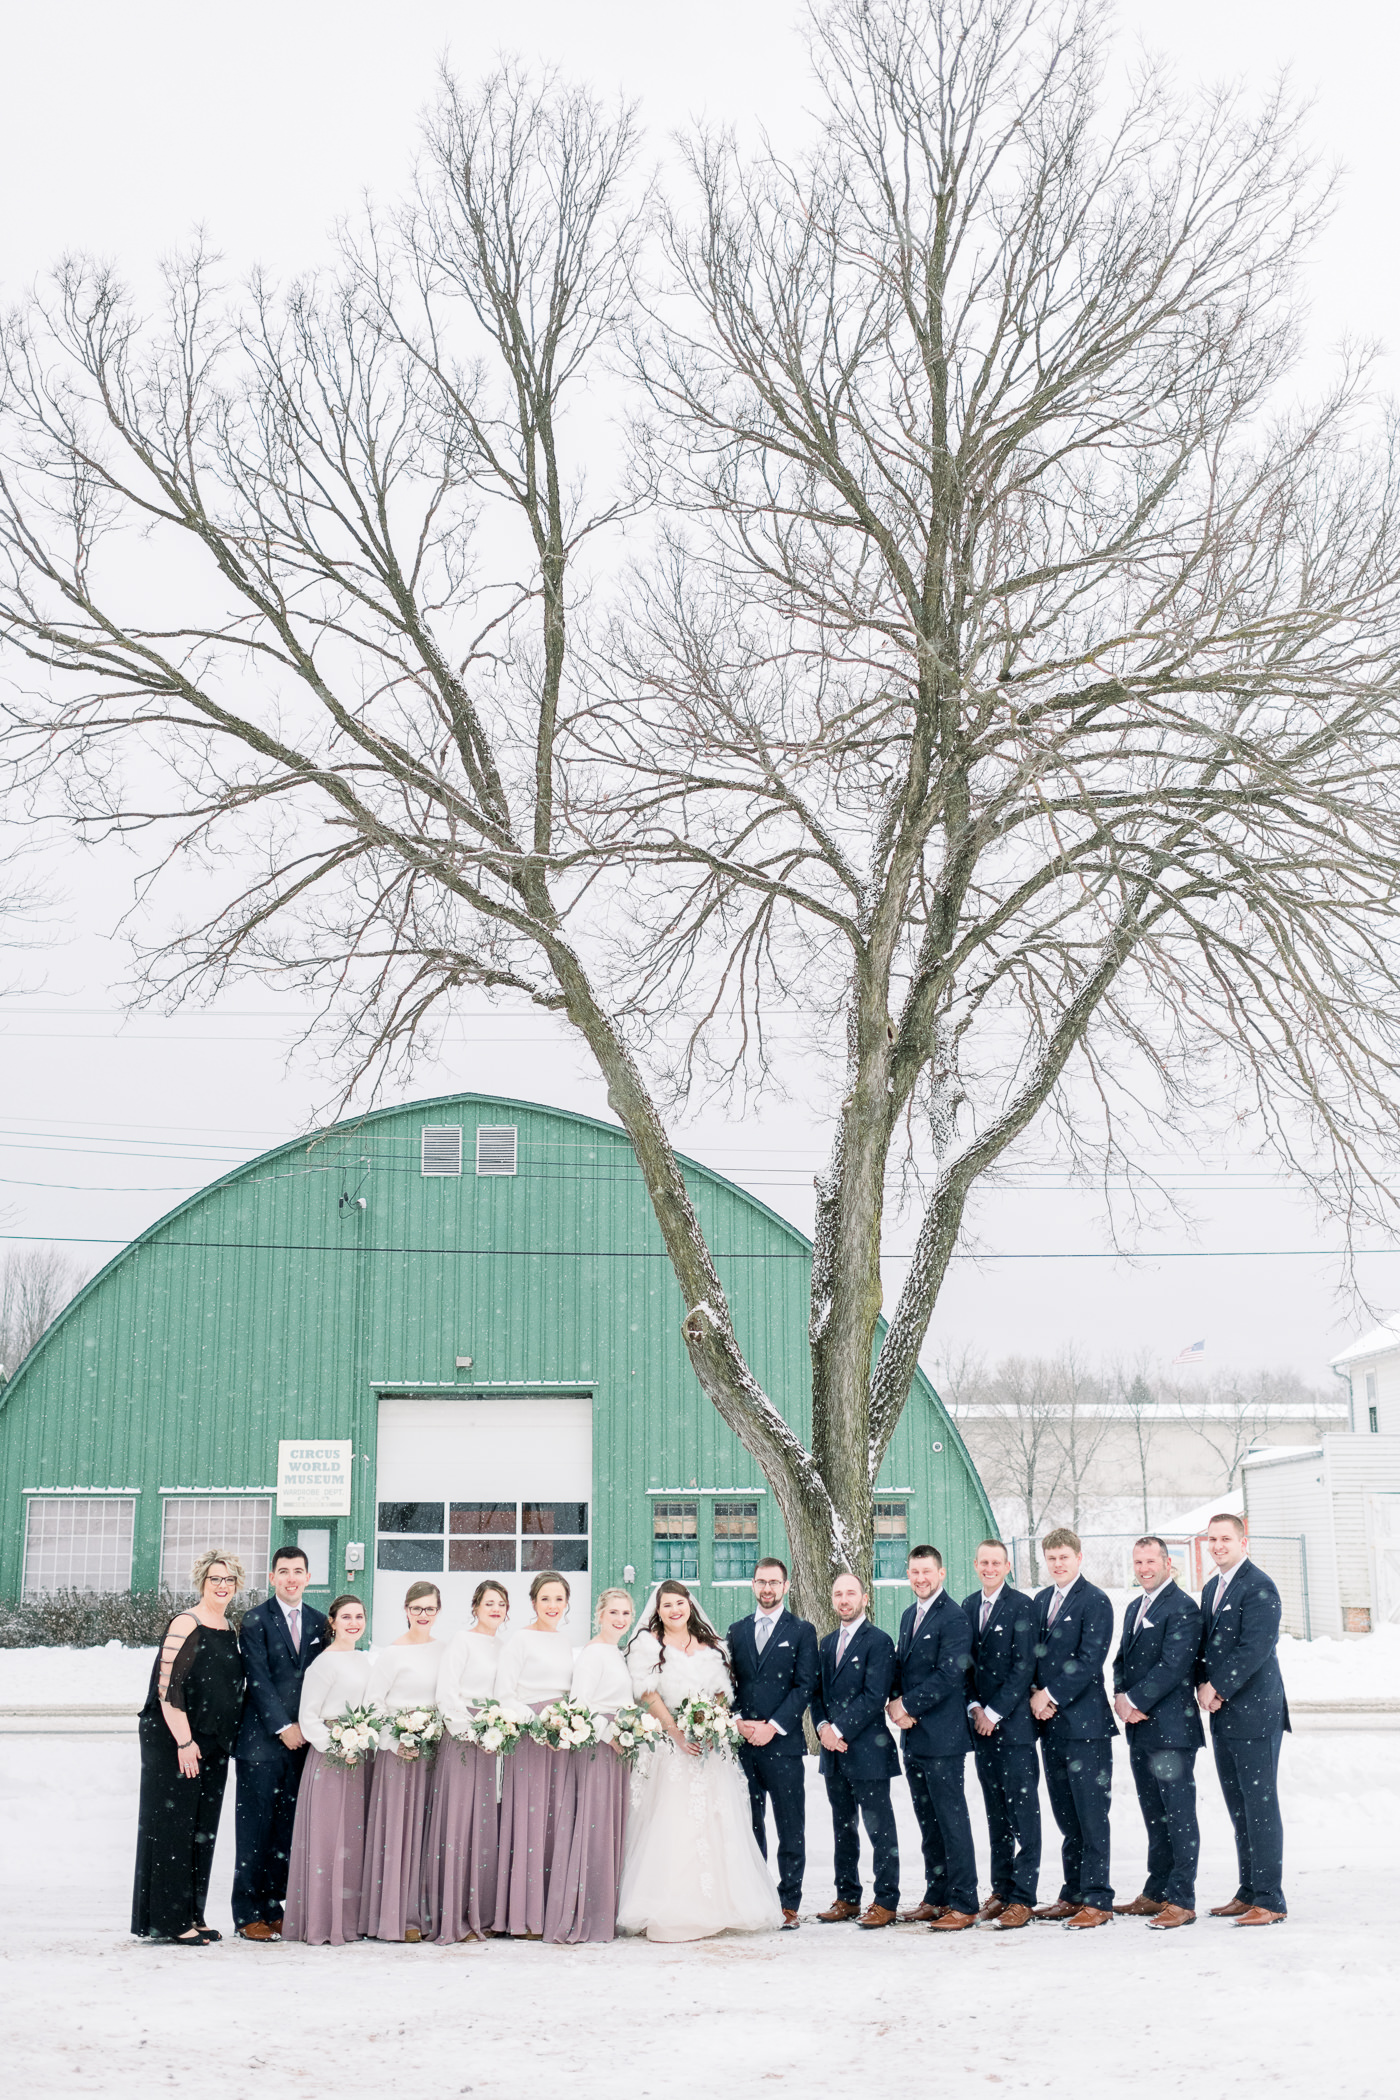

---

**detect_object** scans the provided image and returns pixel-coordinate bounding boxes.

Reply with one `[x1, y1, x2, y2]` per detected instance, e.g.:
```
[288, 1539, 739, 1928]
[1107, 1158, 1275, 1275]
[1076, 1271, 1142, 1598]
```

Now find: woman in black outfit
[132, 1548, 247, 1944]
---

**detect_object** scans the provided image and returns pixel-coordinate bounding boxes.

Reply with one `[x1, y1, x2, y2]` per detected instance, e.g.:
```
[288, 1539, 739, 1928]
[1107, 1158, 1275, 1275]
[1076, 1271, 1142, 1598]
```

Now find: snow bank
[0, 1641, 155, 1703]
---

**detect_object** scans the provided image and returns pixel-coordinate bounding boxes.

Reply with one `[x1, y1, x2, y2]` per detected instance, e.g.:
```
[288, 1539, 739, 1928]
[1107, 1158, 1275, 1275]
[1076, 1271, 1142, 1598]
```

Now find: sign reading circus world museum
[277, 1439, 354, 1518]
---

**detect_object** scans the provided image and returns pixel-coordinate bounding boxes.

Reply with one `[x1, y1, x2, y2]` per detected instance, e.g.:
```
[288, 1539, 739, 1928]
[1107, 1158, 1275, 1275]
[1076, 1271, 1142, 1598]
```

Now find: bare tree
[1050, 1352, 1113, 1534]
[5, 10, 1400, 1619]
[1121, 1371, 1157, 1534]
[947, 1355, 1065, 1580]
[0, 1248, 87, 1376]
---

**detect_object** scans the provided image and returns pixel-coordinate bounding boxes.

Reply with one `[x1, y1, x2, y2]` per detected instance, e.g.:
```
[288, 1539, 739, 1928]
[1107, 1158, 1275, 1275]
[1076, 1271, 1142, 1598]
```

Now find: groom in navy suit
[810, 1571, 901, 1927]
[727, 1556, 819, 1929]
[233, 1544, 329, 1940]
[1196, 1512, 1291, 1925]
[1111, 1535, 1204, 1928]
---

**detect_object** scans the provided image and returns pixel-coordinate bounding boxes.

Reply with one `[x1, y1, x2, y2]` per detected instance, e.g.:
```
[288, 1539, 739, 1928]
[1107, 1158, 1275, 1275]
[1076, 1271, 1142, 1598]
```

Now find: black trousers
[1128, 1738, 1199, 1909]
[973, 1736, 1041, 1906]
[1213, 1728, 1285, 1914]
[904, 1752, 978, 1915]
[740, 1742, 808, 1911]
[824, 1757, 900, 1912]
[233, 1741, 305, 1926]
[132, 1716, 230, 1938]
[1040, 1735, 1114, 1910]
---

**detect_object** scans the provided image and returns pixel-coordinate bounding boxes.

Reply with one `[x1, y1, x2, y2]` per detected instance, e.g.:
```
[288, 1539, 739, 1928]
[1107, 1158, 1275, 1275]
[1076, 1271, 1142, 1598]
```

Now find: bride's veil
[627, 1580, 726, 1654]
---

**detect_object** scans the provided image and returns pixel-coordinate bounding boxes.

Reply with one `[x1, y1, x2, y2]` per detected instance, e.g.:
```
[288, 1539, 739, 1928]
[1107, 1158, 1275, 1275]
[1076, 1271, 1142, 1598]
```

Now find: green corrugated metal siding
[0, 1094, 993, 1631]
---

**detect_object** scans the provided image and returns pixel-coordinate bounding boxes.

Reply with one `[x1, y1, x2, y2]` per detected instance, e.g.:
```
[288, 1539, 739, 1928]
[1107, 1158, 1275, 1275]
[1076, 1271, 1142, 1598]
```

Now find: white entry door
[1368, 1493, 1400, 1627]
[373, 1395, 593, 1644]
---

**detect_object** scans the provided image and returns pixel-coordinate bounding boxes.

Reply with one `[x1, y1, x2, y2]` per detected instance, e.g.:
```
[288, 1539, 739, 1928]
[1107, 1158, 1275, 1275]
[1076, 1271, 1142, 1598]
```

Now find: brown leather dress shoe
[817, 1900, 861, 1923]
[991, 1903, 1033, 1931]
[857, 1904, 897, 1929]
[977, 1895, 1006, 1921]
[1233, 1906, 1286, 1926]
[267, 1918, 284, 1937]
[1145, 1904, 1196, 1929]
[1031, 1899, 1078, 1922]
[928, 1910, 978, 1932]
[1209, 1897, 1250, 1917]
[1113, 1894, 1164, 1917]
[1062, 1906, 1113, 1929]
[236, 1921, 278, 1941]
[898, 1902, 945, 1922]
[781, 1910, 801, 1930]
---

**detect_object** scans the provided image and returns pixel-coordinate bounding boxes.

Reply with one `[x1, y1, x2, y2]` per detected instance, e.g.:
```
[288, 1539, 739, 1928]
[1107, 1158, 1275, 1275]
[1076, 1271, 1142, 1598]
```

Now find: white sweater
[437, 1629, 506, 1733]
[297, 1647, 376, 1753]
[494, 1629, 575, 1718]
[570, 1641, 632, 1715]
[364, 1641, 443, 1755]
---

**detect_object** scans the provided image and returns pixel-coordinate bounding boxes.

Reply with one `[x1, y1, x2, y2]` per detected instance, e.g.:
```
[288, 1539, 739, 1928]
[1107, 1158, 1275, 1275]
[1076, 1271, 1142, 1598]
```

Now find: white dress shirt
[827, 1614, 866, 1743]
[969, 1584, 1006, 1726]
[752, 1608, 788, 1733]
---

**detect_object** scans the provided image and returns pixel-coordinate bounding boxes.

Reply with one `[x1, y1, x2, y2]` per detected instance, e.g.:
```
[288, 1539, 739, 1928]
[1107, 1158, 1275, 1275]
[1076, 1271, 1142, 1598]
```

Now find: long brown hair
[637, 1580, 730, 1684]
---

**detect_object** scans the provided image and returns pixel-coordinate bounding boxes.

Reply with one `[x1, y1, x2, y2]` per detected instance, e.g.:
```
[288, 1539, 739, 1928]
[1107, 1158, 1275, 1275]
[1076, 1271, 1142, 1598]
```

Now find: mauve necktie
[1047, 1588, 1065, 1625]
[980, 1597, 992, 1633]
[288, 1606, 301, 1653]
[836, 1624, 853, 1665]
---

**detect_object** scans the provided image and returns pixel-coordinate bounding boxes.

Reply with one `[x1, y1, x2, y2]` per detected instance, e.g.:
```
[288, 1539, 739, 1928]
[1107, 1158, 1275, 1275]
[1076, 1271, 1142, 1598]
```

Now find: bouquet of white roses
[675, 1693, 743, 1758]
[450, 1701, 527, 1755]
[383, 1704, 444, 1761]
[323, 1703, 382, 1768]
[601, 1702, 665, 1766]
[529, 1696, 605, 1752]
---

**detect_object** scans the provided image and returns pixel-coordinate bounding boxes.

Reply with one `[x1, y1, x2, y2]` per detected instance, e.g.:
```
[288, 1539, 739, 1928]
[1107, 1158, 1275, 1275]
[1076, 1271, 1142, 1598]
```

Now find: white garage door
[373, 1395, 593, 1643]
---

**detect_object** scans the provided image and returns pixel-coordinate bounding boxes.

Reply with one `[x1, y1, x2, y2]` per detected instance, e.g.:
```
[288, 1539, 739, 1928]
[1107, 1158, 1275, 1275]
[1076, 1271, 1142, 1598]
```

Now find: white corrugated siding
[1242, 1449, 1337, 1637]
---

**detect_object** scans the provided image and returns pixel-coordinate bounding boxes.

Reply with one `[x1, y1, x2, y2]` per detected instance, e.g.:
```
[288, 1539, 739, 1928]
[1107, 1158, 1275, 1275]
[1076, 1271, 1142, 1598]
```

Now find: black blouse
[142, 1618, 245, 1754]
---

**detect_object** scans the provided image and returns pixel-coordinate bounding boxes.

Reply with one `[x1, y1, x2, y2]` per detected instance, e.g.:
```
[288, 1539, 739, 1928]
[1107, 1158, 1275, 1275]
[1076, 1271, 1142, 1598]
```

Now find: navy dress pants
[233, 1742, 305, 1927]
[1040, 1735, 1113, 1910]
[824, 1758, 900, 1912]
[1128, 1739, 1199, 1909]
[973, 1736, 1041, 1906]
[903, 1752, 978, 1915]
[1212, 1728, 1285, 1914]
[740, 1741, 808, 1911]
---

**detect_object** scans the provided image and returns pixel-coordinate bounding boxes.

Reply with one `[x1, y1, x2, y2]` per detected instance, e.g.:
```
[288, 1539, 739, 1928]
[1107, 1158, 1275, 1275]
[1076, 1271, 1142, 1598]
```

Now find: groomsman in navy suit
[727, 1555, 819, 1929]
[1029, 1526, 1118, 1928]
[1111, 1536, 1204, 1928]
[233, 1544, 329, 1940]
[887, 1544, 979, 1930]
[963, 1537, 1040, 1930]
[1196, 1512, 1291, 1925]
[810, 1571, 902, 1928]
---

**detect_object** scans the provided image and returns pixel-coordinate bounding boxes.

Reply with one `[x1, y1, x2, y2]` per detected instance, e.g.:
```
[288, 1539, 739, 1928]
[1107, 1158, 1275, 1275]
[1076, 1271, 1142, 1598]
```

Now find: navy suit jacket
[961, 1584, 1038, 1747]
[1033, 1575, 1117, 1742]
[1196, 1559, 1291, 1739]
[1112, 1580, 1205, 1752]
[726, 1607, 820, 1756]
[892, 1588, 974, 1759]
[809, 1619, 900, 1783]
[235, 1597, 330, 1759]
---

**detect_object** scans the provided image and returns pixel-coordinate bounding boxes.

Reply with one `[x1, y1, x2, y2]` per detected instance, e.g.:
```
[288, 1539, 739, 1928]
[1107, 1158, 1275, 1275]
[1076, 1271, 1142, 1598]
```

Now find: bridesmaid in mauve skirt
[282, 1593, 374, 1945]
[493, 1572, 577, 1937]
[422, 1578, 509, 1942]
[544, 1586, 635, 1943]
[358, 1581, 443, 1941]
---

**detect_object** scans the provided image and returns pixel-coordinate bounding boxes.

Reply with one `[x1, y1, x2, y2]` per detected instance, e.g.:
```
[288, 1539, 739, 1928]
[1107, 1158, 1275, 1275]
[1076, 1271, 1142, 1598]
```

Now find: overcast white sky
[3, 0, 1399, 1389]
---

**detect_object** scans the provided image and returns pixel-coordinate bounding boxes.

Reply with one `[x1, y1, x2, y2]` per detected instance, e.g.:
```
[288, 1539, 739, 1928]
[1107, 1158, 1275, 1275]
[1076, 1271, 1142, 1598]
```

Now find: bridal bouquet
[383, 1705, 444, 1761]
[675, 1693, 743, 1758]
[602, 1703, 665, 1767]
[529, 1696, 605, 1752]
[450, 1701, 527, 1755]
[322, 1703, 383, 1768]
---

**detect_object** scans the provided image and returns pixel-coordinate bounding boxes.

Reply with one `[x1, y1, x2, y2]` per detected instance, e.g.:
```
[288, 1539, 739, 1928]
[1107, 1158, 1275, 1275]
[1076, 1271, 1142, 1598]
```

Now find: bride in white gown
[617, 1580, 782, 1943]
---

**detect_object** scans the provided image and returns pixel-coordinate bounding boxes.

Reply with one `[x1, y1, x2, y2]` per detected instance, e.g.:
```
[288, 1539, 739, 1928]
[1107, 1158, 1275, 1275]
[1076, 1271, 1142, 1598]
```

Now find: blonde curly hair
[191, 1547, 247, 1595]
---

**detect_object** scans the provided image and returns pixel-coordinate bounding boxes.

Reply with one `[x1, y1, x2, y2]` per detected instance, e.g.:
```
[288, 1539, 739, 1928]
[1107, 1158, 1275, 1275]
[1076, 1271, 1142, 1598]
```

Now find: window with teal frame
[874, 1499, 909, 1580]
[713, 1500, 759, 1581]
[652, 1500, 698, 1581]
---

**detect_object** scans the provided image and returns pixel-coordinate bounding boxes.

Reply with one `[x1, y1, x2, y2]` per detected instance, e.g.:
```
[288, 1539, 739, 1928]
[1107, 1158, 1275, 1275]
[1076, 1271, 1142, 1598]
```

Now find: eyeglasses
[407, 1605, 438, 1617]
[206, 1576, 237, 1588]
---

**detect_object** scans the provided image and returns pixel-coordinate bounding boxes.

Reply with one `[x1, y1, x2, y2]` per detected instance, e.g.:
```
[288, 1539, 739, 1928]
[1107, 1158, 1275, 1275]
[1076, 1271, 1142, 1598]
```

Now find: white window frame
[160, 1495, 273, 1596]
[22, 1495, 136, 1597]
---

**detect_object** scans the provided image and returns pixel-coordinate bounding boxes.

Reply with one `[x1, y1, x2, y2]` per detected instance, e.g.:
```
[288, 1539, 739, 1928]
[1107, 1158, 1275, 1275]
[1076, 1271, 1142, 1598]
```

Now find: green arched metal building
[0, 1094, 992, 1636]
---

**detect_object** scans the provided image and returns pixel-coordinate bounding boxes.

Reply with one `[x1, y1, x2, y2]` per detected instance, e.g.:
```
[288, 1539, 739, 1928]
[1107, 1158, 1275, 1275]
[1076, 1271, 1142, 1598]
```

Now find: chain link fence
[1009, 1530, 1311, 1638]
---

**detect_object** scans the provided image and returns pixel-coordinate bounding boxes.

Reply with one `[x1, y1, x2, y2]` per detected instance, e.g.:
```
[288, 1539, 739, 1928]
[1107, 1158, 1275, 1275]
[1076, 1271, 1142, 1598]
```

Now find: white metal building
[1242, 1423, 1400, 1638]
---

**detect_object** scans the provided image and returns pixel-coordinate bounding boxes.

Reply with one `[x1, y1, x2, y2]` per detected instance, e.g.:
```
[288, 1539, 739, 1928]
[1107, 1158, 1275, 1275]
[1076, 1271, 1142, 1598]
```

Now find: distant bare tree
[1121, 1371, 1157, 1534]
[1168, 1366, 1333, 1490]
[949, 1355, 1065, 1578]
[1051, 1353, 1114, 1534]
[0, 1248, 87, 1375]
[6, 8, 1400, 1619]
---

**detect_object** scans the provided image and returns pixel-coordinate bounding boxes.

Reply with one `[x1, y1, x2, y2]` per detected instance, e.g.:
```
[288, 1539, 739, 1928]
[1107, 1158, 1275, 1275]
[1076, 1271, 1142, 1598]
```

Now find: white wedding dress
[616, 1632, 783, 1943]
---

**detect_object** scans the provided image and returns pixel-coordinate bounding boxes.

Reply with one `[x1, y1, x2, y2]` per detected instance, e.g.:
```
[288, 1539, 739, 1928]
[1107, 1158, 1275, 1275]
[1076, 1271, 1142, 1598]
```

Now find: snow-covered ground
[3, 1726, 1397, 2097]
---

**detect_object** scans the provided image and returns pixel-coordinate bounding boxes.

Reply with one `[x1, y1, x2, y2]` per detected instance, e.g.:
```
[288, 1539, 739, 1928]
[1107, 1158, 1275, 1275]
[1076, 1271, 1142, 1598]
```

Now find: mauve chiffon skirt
[492, 1707, 568, 1936]
[282, 1748, 368, 1946]
[543, 1745, 629, 1943]
[421, 1738, 499, 1942]
[358, 1749, 432, 1940]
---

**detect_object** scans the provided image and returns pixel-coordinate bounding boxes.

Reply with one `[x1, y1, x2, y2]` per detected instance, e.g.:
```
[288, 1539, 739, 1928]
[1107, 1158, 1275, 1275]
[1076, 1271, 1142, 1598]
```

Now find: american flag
[1172, 1338, 1205, 1365]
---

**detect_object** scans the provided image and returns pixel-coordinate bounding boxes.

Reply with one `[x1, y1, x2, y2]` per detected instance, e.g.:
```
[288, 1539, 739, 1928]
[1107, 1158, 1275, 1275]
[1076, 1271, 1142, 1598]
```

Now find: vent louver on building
[475, 1124, 518, 1177]
[421, 1125, 463, 1176]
